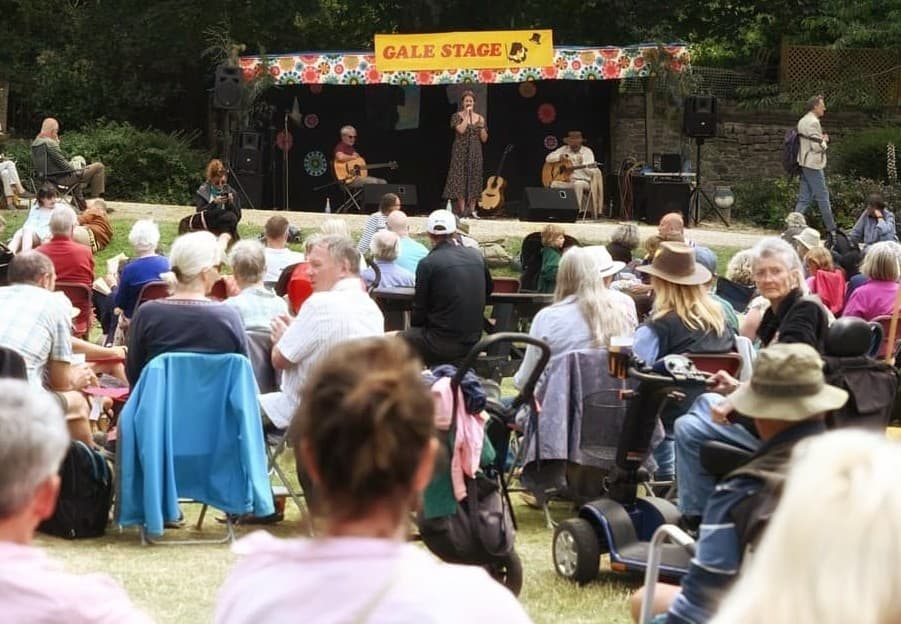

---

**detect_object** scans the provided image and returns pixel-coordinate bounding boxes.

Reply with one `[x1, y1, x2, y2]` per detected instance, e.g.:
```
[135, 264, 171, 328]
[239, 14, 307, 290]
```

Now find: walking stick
[884, 285, 901, 364]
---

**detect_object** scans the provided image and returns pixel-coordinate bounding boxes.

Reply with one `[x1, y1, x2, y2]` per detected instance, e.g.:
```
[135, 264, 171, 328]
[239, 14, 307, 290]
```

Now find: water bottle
[445, 199, 452, 212]
[325, 197, 331, 214]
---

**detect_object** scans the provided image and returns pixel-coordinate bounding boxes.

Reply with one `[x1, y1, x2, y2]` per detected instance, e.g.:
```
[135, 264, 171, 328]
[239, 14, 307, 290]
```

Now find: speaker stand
[690, 138, 729, 228]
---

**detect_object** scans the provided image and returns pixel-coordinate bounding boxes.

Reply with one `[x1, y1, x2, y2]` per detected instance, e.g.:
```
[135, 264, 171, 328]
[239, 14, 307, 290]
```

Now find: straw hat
[585, 246, 625, 279]
[635, 241, 711, 285]
[784, 212, 807, 228]
[729, 343, 848, 421]
[793, 227, 823, 250]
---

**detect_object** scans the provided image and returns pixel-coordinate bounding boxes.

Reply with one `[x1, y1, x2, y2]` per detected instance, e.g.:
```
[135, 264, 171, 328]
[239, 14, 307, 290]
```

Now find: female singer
[194, 158, 242, 248]
[442, 90, 487, 218]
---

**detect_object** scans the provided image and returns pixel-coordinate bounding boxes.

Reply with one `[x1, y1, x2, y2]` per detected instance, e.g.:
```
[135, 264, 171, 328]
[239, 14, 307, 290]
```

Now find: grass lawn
[9, 208, 745, 623]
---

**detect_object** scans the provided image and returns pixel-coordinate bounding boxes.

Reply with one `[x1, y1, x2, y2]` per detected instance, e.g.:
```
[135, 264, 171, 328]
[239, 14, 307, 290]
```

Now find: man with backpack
[0, 380, 150, 621]
[793, 95, 836, 236]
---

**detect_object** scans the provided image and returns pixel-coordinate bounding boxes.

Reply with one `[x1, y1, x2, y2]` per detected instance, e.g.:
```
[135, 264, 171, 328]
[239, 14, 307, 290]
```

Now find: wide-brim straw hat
[729, 343, 848, 421]
[793, 227, 823, 250]
[585, 246, 626, 279]
[636, 241, 711, 286]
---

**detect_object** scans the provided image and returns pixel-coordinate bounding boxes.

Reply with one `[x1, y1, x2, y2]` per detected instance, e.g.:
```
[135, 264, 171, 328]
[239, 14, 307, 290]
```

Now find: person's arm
[46, 142, 74, 174]
[477, 114, 488, 144]
[227, 184, 242, 221]
[874, 210, 895, 240]
[848, 212, 865, 245]
[195, 186, 215, 212]
[411, 261, 431, 328]
[776, 300, 825, 347]
[582, 146, 596, 165]
[452, 112, 468, 135]
[545, 146, 566, 163]
[632, 324, 660, 364]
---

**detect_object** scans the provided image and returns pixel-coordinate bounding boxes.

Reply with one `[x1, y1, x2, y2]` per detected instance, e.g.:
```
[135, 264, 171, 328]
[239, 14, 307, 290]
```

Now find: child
[804, 246, 846, 314]
[8, 182, 60, 253]
[537, 224, 566, 293]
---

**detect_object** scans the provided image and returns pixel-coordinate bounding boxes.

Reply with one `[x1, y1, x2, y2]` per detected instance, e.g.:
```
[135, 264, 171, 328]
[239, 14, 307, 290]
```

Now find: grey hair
[725, 249, 757, 286]
[316, 234, 361, 276]
[166, 230, 224, 285]
[386, 210, 409, 235]
[8, 250, 54, 285]
[320, 217, 351, 238]
[806, 94, 824, 111]
[750, 237, 807, 293]
[610, 223, 640, 249]
[370, 230, 400, 262]
[49, 204, 77, 237]
[340, 125, 356, 137]
[228, 239, 266, 285]
[784, 212, 807, 229]
[860, 241, 901, 282]
[0, 380, 69, 518]
[128, 219, 160, 253]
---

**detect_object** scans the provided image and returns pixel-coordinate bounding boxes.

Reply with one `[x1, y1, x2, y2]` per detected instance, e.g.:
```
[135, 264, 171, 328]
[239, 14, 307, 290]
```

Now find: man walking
[795, 95, 836, 236]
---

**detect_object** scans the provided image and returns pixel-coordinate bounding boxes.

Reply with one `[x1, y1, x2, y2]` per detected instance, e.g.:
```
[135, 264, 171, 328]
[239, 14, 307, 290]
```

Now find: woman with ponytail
[215, 337, 532, 624]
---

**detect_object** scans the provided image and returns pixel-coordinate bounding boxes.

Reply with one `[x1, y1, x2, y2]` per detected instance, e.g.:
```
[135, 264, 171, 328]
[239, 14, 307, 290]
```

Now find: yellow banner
[375, 30, 554, 72]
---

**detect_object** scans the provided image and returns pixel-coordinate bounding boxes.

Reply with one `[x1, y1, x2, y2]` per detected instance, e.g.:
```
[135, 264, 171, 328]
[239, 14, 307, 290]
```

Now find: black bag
[823, 356, 900, 430]
[38, 441, 113, 539]
[419, 473, 515, 566]
[782, 128, 803, 177]
[0, 242, 13, 286]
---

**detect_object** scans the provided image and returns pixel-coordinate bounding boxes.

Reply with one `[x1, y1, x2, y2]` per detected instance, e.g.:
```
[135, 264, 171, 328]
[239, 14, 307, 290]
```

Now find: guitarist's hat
[563, 130, 585, 144]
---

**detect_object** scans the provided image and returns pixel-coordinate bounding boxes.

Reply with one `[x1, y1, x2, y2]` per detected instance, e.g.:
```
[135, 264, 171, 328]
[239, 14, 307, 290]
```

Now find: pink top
[215, 532, 532, 624]
[0, 541, 152, 623]
[843, 279, 899, 321]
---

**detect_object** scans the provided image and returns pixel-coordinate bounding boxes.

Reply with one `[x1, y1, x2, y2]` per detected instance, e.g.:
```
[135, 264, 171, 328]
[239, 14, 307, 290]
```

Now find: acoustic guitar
[333, 157, 399, 184]
[478, 144, 514, 212]
[541, 154, 600, 187]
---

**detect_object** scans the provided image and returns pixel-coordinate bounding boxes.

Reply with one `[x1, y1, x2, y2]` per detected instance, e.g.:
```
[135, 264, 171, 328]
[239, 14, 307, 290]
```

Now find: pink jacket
[431, 376, 486, 500]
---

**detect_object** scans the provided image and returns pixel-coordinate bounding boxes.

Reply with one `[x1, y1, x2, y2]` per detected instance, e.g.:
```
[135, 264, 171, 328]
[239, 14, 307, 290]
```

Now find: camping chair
[873, 315, 901, 363]
[116, 352, 274, 544]
[55, 281, 93, 338]
[209, 277, 229, 301]
[0, 346, 28, 380]
[714, 277, 755, 313]
[30, 142, 86, 211]
[135, 281, 170, 309]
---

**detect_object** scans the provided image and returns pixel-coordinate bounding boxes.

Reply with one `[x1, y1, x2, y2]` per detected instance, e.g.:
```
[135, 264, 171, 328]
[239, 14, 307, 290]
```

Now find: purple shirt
[0, 541, 151, 623]
[842, 279, 899, 321]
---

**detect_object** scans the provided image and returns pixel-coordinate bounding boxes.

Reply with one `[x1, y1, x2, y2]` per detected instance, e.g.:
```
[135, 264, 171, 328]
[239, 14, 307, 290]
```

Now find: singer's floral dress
[442, 112, 484, 203]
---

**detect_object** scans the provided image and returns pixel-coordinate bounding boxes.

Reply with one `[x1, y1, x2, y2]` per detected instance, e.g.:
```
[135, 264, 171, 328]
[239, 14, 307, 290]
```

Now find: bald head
[39, 118, 59, 137]
[658, 212, 685, 242]
[386, 210, 410, 237]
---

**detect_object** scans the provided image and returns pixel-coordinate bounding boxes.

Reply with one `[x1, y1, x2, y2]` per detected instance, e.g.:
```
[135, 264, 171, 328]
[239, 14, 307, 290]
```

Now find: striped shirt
[226, 285, 289, 332]
[357, 212, 387, 254]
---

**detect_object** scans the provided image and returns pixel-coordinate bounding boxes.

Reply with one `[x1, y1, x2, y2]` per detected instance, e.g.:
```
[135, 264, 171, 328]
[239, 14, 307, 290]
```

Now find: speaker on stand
[213, 66, 242, 111]
[683, 95, 729, 227]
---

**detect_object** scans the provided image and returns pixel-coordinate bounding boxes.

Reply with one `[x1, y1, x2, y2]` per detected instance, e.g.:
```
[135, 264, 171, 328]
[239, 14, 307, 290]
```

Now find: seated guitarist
[334, 125, 387, 187]
[545, 130, 603, 219]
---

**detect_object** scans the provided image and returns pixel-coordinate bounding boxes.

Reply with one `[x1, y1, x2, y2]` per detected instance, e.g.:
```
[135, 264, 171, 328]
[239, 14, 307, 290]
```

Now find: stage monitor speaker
[519, 187, 579, 223]
[239, 131, 261, 151]
[633, 177, 691, 226]
[231, 171, 263, 210]
[362, 184, 418, 213]
[213, 66, 242, 111]
[683, 95, 718, 138]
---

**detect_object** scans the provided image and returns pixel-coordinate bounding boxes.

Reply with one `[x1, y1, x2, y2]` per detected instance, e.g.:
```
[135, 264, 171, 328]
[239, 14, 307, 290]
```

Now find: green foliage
[831, 127, 901, 183]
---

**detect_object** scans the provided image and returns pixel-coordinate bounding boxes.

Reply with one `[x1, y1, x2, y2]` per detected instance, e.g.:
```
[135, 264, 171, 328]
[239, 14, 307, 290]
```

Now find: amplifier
[362, 184, 418, 212]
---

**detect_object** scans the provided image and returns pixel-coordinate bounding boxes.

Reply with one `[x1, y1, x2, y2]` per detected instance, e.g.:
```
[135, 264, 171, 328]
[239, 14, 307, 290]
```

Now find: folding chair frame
[335, 183, 363, 214]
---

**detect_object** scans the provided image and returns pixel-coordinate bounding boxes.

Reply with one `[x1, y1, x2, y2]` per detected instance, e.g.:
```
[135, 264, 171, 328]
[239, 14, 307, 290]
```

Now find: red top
[39, 236, 94, 286]
[334, 141, 355, 158]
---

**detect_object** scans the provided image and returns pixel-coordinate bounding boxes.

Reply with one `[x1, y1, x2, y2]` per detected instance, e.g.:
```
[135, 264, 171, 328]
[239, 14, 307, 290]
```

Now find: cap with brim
[427, 209, 457, 235]
[793, 227, 823, 250]
[635, 241, 711, 286]
[585, 246, 625, 278]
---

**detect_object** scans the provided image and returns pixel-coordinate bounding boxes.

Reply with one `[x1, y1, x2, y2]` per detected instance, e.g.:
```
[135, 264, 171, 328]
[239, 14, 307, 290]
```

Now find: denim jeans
[673, 393, 761, 517]
[796, 166, 835, 232]
[653, 435, 675, 481]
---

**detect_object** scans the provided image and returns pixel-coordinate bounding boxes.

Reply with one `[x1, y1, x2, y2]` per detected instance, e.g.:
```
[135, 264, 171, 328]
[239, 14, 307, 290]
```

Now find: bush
[831, 126, 901, 183]
[2, 121, 208, 204]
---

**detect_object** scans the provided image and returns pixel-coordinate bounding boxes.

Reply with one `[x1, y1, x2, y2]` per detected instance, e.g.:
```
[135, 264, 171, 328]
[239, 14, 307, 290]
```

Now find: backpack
[782, 128, 803, 177]
[38, 441, 113, 539]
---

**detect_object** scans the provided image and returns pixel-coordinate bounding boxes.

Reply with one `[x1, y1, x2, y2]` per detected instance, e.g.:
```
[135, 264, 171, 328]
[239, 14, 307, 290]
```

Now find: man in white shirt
[545, 130, 603, 218]
[386, 210, 429, 274]
[262, 215, 304, 285]
[260, 235, 384, 433]
[795, 94, 836, 235]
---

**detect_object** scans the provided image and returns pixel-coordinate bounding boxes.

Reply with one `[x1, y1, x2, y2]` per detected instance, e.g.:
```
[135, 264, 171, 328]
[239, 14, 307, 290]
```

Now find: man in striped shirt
[357, 192, 400, 254]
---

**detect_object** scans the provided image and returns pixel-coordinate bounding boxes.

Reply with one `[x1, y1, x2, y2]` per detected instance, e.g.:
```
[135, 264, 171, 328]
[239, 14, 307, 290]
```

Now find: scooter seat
[700, 441, 754, 479]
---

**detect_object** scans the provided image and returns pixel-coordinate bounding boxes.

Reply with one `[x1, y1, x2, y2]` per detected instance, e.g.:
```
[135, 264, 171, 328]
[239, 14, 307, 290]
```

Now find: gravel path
[106, 201, 773, 248]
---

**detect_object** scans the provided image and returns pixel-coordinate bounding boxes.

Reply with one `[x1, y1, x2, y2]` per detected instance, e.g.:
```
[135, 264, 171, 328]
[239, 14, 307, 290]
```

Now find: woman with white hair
[711, 430, 901, 624]
[513, 245, 638, 389]
[361, 230, 414, 288]
[126, 231, 247, 384]
[113, 220, 170, 321]
[842, 241, 901, 321]
[225, 239, 289, 331]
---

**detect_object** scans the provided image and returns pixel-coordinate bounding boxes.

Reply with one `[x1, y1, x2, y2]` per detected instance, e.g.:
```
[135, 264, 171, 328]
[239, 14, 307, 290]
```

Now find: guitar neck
[358, 162, 396, 172]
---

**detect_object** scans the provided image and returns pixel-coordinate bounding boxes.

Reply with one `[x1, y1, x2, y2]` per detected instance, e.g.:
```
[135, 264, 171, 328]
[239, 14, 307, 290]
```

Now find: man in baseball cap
[634, 342, 847, 623]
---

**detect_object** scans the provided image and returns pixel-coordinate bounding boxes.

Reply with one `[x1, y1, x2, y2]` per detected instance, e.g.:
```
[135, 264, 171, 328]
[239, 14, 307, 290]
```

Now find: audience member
[259, 235, 384, 435]
[780, 211, 807, 246]
[537, 224, 566, 293]
[0, 380, 151, 622]
[320, 217, 351, 238]
[0, 158, 30, 208]
[804, 245, 846, 314]
[635, 343, 845, 624]
[386, 210, 429, 274]
[8, 183, 62, 254]
[792, 226, 822, 259]
[695, 248, 739, 332]
[710, 430, 901, 624]
[361, 230, 415, 288]
[607, 222, 641, 265]
[848, 193, 896, 250]
[716, 248, 757, 315]
[31, 118, 105, 208]
[357, 192, 401, 254]
[400, 209, 492, 366]
[38, 205, 94, 287]
[657, 212, 717, 269]
[0, 252, 93, 443]
[226, 240, 289, 331]
[724, 249, 756, 288]
[126, 231, 247, 384]
[843, 241, 901, 321]
[215, 338, 531, 624]
[262, 215, 304, 285]
[74, 198, 114, 253]
[838, 248, 865, 296]
[114, 220, 170, 321]
[194, 159, 241, 248]
[514, 246, 637, 388]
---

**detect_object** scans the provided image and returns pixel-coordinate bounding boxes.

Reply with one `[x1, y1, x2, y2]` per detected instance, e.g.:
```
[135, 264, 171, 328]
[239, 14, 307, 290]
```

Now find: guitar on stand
[541, 154, 600, 187]
[478, 144, 514, 214]
[333, 157, 399, 185]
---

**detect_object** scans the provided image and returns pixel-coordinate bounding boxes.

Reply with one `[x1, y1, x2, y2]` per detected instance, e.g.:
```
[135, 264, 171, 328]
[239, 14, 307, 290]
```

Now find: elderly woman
[675, 236, 830, 525]
[514, 246, 637, 389]
[194, 158, 241, 247]
[214, 338, 530, 623]
[113, 220, 170, 322]
[225, 240, 289, 331]
[843, 241, 901, 321]
[361, 230, 414, 288]
[126, 231, 247, 384]
[607, 222, 641, 265]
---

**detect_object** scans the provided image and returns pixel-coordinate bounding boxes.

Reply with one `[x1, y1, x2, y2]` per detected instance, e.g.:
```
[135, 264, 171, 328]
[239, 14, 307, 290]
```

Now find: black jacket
[758, 288, 828, 351]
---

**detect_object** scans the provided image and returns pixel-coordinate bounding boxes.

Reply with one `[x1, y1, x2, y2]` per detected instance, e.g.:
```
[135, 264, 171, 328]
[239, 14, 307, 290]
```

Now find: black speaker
[213, 66, 242, 111]
[362, 184, 418, 213]
[519, 187, 579, 223]
[633, 177, 691, 225]
[683, 95, 718, 138]
[231, 171, 263, 210]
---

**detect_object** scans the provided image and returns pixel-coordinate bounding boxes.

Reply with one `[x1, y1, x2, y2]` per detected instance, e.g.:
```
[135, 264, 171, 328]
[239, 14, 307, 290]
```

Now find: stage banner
[375, 30, 554, 72]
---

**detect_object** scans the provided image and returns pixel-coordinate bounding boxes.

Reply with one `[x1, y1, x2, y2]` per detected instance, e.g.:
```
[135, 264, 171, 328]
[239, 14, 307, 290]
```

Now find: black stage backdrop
[254, 79, 613, 214]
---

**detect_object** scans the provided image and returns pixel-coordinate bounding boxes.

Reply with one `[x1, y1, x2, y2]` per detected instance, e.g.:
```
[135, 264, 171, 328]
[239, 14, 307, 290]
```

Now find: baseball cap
[427, 209, 457, 235]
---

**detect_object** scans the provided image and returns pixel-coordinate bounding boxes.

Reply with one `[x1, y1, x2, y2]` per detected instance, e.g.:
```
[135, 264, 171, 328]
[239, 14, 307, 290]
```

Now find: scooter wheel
[553, 518, 600, 584]
[486, 549, 523, 596]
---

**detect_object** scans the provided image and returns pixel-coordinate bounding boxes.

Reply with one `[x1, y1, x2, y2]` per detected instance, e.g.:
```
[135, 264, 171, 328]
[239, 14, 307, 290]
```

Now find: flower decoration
[417, 71, 433, 85]
[345, 55, 359, 68]
[580, 51, 595, 65]
[304, 114, 319, 129]
[304, 151, 327, 177]
[278, 58, 294, 71]
[269, 66, 281, 77]
[600, 47, 620, 60]
[518, 81, 537, 98]
[544, 135, 559, 150]
[334, 64, 345, 75]
[344, 70, 364, 86]
[389, 71, 415, 86]
[317, 62, 330, 75]
[542, 66, 558, 80]
[554, 57, 568, 70]
[458, 69, 478, 83]
[521, 68, 541, 81]
[538, 103, 556, 124]
[561, 70, 578, 80]
[303, 67, 319, 83]
[580, 67, 602, 80]
[633, 56, 646, 71]
[571, 60, 582, 71]
[480, 69, 497, 83]
[276, 131, 294, 152]
[602, 60, 620, 79]
[282, 73, 299, 85]
[367, 67, 381, 83]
